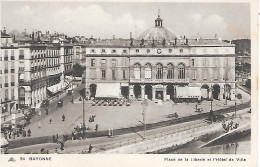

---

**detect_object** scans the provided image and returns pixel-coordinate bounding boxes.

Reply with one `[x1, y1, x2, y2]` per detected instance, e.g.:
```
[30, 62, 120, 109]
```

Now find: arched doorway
[145, 84, 152, 100]
[89, 84, 97, 98]
[166, 84, 174, 100]
[225, 84, 232, 100]
[134, 84, 141, 99]
[212, 84, 220, 100]
[201, 84, 209, 99]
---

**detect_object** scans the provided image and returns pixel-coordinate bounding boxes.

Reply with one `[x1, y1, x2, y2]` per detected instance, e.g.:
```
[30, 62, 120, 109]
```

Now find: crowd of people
[3, 126, 32, 140]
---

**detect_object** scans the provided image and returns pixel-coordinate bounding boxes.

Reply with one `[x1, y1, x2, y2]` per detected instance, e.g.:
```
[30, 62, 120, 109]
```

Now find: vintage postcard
[0, 0, 258, 167]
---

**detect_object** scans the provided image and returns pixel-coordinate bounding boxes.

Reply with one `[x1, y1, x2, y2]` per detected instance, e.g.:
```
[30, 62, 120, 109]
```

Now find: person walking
[45, 109, 48, 115]
[53, 135, 56, 143]
[49, 118, 52, 124]
[56, 134, 59, 141]
[60, 141, 64, 151]
[88, 144, 93, 153]
[62, 114, 65, 121]
[95, 124, 98, 131]
[27, 129, 31, 137]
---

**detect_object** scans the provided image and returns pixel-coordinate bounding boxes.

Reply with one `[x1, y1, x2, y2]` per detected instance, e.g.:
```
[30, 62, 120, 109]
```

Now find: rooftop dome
[137, 12, 180, 41]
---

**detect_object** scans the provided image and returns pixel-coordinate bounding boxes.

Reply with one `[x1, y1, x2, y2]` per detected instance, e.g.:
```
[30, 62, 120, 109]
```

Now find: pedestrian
[95, 124, 98, 131]
[45, 109, 48, 115]
[38, 110, 41, 116]
[49, 118, 52, 124]
[27, 129, 31, 137]
[62, 114, 65, 121]
[54, 148, 58, 154]
[23, 130, 26, 137]
[56, 134, 59, 141]
[60, 141, 64, 151]
[88, 144, 93, 153]
[53, 135, 56, 143]
[40, 148, 45, 154]
[12, 132, 15, 139]
[8, 131, 11, 139]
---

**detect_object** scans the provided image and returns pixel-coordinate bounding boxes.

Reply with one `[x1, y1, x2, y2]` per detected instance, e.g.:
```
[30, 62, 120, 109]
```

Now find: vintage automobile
[57, 100, 63, 107]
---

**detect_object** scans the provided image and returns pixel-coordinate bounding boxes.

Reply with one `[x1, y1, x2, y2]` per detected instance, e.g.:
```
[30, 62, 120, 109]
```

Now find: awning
[96, 83, 121, 98]
[47, 83, 63, 94]
[176, 87, 201, 98]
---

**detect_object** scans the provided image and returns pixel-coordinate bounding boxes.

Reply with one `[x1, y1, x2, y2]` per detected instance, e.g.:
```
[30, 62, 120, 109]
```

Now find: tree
[73, 63, 84, 77]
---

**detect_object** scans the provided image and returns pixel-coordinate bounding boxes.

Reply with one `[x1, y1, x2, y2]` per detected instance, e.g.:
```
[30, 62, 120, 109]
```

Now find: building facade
[0, 30, 19, 114]
[18, 44, 47, 108]
[85, 15, 236, 102]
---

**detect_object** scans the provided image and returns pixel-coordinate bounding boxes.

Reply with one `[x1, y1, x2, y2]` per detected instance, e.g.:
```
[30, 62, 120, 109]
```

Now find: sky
[1, 2, 250, 40]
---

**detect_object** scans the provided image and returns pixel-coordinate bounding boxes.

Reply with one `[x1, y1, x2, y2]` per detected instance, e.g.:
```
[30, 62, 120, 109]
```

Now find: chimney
[215, 34, 217, 39]
[185, 38, 188, 45]
[13, 35, 16, 42]
[113, 35, 115, 39]
[3, 27, 6, 34]
[174, 38, 177, 45]
[130, 32, 132, 39]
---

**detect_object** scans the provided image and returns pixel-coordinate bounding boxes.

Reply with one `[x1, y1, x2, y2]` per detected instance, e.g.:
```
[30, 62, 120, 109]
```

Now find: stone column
[152, 85, 156, 101]
[129, 85, 134, 100]
[141, 85, 145, 100]
[163, 85, 167, 101]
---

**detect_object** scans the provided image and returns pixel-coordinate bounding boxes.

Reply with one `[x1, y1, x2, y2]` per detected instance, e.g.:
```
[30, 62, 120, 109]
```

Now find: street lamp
[142, 99, 148, 139]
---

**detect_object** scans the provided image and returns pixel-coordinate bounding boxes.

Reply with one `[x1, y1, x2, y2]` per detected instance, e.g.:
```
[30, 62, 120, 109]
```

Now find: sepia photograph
[0, 0, 257, 164]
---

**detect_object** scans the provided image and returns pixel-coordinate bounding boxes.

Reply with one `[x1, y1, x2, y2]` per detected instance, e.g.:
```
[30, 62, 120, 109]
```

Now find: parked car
[57, 100, 63, 107]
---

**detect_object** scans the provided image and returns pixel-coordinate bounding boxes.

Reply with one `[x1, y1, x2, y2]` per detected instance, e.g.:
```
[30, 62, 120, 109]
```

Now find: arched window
[145, 63, 152, 79]
[134, 63, 141, 79]
[178, 63, 185, 79]
[156, 63, 163, 79]
[167, 63, 174, 79]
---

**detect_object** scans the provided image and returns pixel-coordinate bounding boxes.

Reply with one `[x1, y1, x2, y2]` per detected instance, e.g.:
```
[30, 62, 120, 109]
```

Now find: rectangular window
[191, 59, 195, 67]
[214, 69, 219, 80]
[112, 70, 116, 80]
[203, 69, 207, 80]
[5, 89, 8, 99]
[101, 70, 106, 79]
[90, 59, 96, 67]
[145, 69, 152, 79]
[101, 59, 106, 65]
[11, 88, 15, 100]
[111, 59, 117, 67]
[4, 62, 8, 70]
[123, 70, 126, 79]
[19, 50, 24, 59]
[101, 49, 106, 53]
[11, 50, 14, 56]
[192, 70, 196, 80]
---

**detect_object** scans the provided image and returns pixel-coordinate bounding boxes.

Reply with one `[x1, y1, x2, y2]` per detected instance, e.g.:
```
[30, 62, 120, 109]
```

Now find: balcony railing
[4, 69, 8, 73]
[11, 56, 15, 60]
[19, 55, 24, 59]
[4, 83, 8, 87]
[4, 57, 8, 61]
[11, 82, 15, 86]
[11, 69, 15, 73]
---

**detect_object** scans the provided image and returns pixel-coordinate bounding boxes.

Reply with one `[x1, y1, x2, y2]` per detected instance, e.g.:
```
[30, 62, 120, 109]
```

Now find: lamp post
[142, 99, 148, 139]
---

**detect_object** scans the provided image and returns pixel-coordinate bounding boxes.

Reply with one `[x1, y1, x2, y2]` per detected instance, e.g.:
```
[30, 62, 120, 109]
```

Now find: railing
[72, 122, 209, 154]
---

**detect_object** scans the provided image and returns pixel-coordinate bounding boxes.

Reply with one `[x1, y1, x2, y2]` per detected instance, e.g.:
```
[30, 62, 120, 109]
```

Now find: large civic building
[84, 14, 235, 102]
